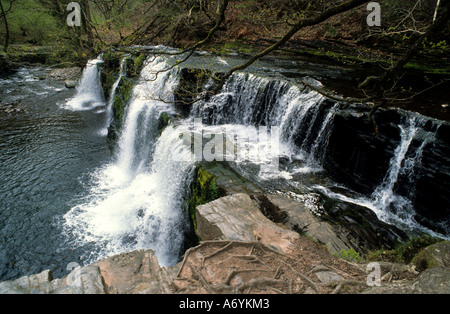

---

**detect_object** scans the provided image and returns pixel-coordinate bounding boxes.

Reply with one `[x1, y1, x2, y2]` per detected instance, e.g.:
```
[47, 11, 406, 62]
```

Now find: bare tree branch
[211, 0, 371, 92]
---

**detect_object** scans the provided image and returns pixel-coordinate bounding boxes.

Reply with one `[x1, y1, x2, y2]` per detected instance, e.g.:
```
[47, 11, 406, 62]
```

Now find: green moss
[404, 62, 450, 75]
[126, 53, 147, 78]
[101, 51, 124, 99]
[103, 51, 124, 70]
[157, 112, 171, 135]
[366, 235, 445, 264]
[215, 40, 256, 55]
[174, 68, 212, 109]
[188, 166, 226, 231]
[102, 70, 119, 100]
[411, 247, 440, 272]
[112, 77, 134, 128]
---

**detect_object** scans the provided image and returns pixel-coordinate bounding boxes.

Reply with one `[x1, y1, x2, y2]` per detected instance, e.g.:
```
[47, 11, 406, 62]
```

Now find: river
[1, 50, 448, 282]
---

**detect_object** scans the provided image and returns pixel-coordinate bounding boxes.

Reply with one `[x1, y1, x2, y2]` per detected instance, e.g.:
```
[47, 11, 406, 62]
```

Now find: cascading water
[63, 56, 196, 266]
[369, 116, 442, 234]
[306, 103, 339, 166]
[193, 72, 326, 158]
[64, 58, 105, 111]
[190, 68, 448, 238]
[63, 51, 449, 270]
[99, 56, 129, 136]
[3, 49, 449, 283]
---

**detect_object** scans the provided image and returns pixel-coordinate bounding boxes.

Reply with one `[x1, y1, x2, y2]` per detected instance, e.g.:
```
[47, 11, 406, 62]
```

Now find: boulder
[259, 193, 351, 254]
[64, 80, 78, 89]
[0, 54, 17, 76]
[363, 267, 450, 294]
[195, 193, 300, 255]
[92, 249, 177, 294]
[411, 267, 450, 294]
[0, 266, 106, 294]
[411, 241, 450, 272]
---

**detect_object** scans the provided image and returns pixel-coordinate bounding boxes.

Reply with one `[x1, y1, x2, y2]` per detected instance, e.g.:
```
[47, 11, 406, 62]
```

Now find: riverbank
[0, 46, 448, 294]
[0, 44, 89, 76]
[1, 190, 448, 294]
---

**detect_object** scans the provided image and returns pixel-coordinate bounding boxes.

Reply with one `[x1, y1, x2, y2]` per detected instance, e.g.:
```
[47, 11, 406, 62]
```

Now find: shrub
[334, 248, 361, 262]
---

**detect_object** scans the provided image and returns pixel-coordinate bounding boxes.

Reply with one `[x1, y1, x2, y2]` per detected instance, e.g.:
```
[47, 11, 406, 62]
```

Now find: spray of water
[64, 58, 105, 111]
[63, 57, 195, 266]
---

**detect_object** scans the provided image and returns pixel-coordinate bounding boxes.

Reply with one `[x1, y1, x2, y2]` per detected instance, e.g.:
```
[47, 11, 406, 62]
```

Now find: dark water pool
[0, 68, 111, 281]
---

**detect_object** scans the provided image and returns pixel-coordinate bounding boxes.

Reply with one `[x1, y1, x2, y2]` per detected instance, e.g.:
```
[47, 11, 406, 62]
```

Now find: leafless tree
[0, 0, 15, 52]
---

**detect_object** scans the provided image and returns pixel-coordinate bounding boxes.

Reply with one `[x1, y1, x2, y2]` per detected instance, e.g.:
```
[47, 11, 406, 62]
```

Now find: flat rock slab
[93, 250, 178, 294]
[195, 193, 300, 255]
[0, 266, 106, 294]
[263, 194, 352, 254]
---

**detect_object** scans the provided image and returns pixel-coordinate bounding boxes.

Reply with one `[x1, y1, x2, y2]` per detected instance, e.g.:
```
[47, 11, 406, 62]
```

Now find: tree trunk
[0, 0, 10, 52]
[433, 0, 442, 22]
[79, 0, 94, 48]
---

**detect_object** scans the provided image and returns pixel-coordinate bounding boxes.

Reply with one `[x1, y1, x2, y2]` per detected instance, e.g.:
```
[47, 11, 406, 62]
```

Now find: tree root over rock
[173, 240, 368, 294]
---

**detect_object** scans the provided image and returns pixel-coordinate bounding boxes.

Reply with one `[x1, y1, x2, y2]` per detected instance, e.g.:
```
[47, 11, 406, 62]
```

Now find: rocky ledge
[0, 55, 18, 76]
[1, 191, 449, 294]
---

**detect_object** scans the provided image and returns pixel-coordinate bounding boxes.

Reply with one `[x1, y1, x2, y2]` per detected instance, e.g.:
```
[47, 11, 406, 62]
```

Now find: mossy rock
[126, 53, 147, 78]
[174, 68, 212, 115]
[188, 166, 226, 232]
[101, 70, 119, 100]
[411, 241, 450, 272]
[366, 235, 445, 264]
[112, 77, 134, 128]
[157, 112, 171, 135]
[101, 51, 124, 99]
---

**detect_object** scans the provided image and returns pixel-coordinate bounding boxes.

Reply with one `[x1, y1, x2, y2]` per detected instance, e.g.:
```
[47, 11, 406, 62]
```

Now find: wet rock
[48, 67, 81, 80]
[201, 162, 262, 196]
[64, 80, 78, 88]
[318, 195, 409, 253]
[0, 55, 17, 76]
[252, 193, 407, 255]
[323, 105, 402, 196]
[323, 105, 450, 235]
[174, 68, 212, 116]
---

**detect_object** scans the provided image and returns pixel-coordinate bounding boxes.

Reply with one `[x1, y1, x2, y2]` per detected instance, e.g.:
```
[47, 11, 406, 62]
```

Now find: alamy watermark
[367, 2, 381, 27]
[67, 2, 382, 28]
[66, 2, 81, 27]
[66, 262, 82, 287]
[366, 262, 382, 287]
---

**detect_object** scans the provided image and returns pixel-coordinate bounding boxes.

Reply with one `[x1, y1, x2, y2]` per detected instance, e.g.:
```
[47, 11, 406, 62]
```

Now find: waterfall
[371, 118, 419, 225]
[64, 58, 105, 111]
[369, 116, 439, 233]
[62, 52, 448, 269]
[99, 56, 129, 136]
[63, 56, 195, 266]
[193, 72, 325, 156]
[191, 69, 448, 237]
[306, 103, 339, 166]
